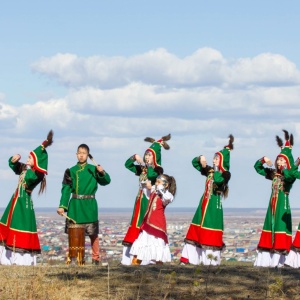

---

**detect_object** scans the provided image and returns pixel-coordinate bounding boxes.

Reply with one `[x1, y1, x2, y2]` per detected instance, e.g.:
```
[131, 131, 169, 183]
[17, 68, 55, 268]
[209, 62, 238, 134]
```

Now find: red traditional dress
[121, 135, 170, 265]
[121, 157, 161, 265]
[122, 158, 160, 246]
[130, 189, 173, 263]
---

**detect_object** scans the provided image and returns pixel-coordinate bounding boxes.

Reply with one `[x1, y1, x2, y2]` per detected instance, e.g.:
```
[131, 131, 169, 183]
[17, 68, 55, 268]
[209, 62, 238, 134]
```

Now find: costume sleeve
[24, 169, 43, 187]
[293, 169, 300, 180]
[59, 169, 72, 210]
[192, 156, 202, 172]
[213, 171, 225, 184]
[125, 156, 142, 175]
[254, 159, 274, 180]
[147, 166, 161, 182]
[222, 171, 231, 185]
[96, 170, 111, 186]
[282, 168, 296, 183]
[161, 190, 174, 206]
[254, 159, 267, 176]
[214, 171, 231, 184]
[8, 157, 26, 175]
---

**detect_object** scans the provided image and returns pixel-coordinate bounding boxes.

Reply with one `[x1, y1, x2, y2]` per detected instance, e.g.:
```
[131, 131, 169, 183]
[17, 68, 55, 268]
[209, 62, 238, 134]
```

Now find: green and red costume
[0, 136, 52, 266]
[254, 159, 295, 253]
[121, 135, 170, 265]
[181, 136, 233, 265]
[254, 131, 296, 268]
[0, 158, 44, 253]
[122, 138, 166, 246]
[183, 157, 230, 250]
[122, 157, 160, 246]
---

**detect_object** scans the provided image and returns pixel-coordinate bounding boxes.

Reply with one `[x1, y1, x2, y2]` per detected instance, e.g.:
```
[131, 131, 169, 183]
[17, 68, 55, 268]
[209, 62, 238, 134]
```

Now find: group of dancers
[1, 129, 300, 268]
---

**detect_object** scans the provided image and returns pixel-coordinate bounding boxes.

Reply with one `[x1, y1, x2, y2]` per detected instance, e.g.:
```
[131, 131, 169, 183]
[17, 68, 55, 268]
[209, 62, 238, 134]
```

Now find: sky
[1, 1, 300, 210]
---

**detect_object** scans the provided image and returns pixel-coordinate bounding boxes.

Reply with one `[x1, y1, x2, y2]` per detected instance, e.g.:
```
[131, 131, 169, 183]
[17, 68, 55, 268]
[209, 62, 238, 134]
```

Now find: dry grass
[1, 262, 300, 299]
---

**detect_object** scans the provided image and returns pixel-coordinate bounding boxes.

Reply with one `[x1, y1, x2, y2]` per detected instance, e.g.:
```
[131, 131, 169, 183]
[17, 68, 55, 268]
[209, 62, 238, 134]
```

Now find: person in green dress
[57, 144, 111, 265]
[180, 135, 233, 265]
[0, 130, 53, 266]
[254, 130, 296, 267]
[121, 134, 171, 265]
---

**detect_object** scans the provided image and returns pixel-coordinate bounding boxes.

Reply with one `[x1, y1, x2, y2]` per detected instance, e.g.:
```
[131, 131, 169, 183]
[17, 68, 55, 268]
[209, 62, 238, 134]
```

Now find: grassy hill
[1, 261, 300, 299]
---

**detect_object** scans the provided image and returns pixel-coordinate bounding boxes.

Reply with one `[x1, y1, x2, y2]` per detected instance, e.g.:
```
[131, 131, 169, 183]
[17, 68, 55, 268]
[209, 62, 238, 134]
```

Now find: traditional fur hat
[144, 134, 171, 167]
[214, 134, 234, 172]
[30, 130, 54, 174]
[275, 130, 294, 170]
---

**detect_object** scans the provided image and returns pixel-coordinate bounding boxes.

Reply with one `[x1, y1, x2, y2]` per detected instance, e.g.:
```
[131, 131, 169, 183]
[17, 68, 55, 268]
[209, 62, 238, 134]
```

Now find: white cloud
[227, 53, 300, 86]
[32, 48, 300, 89]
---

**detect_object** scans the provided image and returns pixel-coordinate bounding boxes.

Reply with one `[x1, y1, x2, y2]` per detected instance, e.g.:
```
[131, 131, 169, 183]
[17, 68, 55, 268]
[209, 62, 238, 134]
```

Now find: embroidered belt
[72, 194, 95, 199]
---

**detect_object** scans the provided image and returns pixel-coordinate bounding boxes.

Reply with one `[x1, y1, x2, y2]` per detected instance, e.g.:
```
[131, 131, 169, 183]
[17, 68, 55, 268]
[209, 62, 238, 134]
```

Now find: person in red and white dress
[130, 174, 176, 265]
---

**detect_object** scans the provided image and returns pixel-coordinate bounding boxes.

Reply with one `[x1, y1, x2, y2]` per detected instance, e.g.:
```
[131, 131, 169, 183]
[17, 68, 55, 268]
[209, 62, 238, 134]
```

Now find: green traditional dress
[254, 159, 294, 253]
[254, 131, 295, 267]
[180, 135, 233, 265]
[0, 133, 52, 266]
[184, 158, 228, 248]
[0, 158, 43, 254]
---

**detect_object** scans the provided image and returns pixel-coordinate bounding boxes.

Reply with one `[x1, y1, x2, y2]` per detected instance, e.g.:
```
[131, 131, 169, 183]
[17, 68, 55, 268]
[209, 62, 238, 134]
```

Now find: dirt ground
[1, 263, 300, 299]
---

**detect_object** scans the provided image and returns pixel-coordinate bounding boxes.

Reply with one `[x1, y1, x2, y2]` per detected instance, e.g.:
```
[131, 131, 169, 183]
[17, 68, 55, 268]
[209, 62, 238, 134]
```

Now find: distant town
[30, 208, 300, 265]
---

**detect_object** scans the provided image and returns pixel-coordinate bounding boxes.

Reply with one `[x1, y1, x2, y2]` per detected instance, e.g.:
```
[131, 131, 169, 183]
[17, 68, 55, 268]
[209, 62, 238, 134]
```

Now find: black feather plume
[282, 129, 289, 141]
[290, 134, 294, 146]
[228, 134, 234, 150]
[162, 133, 171, 150]
[162, 134, 171, 141]
[43, 130, 54, 148]
[276, 135, 283, 147]
[144, 137, 155, 143]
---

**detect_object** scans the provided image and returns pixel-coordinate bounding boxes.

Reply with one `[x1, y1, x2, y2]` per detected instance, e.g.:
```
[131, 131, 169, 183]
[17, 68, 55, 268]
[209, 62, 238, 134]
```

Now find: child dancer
[254, 130, 296, 267]
[0, 130, 53, 266]
[130, 174, 176, 265]
[121, 134, 171, 265]
[57, 144, 111, 265]
[180, 135, 234, 266]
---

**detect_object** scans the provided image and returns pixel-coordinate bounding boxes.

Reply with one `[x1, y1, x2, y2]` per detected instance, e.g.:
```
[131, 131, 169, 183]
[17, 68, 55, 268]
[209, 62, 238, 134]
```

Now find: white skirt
[181, 243, 221, 266]
[130, 231, 171, 263]
[254, 250, 285, 268]
[121, 246, 132, 265]
[0, 245, 36, 266]
[284, 249, 300, 268]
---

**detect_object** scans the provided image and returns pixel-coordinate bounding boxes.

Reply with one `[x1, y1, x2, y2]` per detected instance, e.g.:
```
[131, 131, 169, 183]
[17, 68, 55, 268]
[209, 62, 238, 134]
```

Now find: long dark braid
[162, 174, 177, 197]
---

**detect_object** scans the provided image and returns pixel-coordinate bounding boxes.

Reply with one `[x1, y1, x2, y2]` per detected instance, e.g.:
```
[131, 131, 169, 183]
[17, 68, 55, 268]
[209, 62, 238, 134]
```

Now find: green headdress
[275, 130, 294, 170]
[214, 134, 234, 172]
[30, 130, 54, 174]
[144, 134, 171, 167]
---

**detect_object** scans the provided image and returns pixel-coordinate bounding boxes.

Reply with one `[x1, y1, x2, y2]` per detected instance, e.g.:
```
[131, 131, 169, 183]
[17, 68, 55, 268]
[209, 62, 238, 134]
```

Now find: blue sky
[1, 1, 300, 210]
